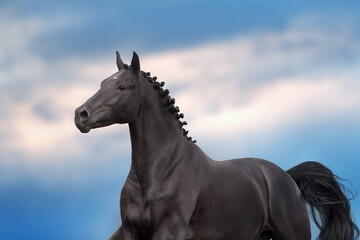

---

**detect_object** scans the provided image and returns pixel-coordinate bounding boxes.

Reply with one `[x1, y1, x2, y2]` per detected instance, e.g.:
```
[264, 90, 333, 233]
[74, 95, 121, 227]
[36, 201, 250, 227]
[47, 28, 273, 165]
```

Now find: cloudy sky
[1, 1, 360, 239]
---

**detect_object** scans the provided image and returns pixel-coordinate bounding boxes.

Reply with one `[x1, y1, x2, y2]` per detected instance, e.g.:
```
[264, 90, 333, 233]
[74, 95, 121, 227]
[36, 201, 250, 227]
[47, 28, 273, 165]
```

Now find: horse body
[188, 157, 270, 240]
[188, 157, 310, 240]
[120, 140, 310, 240]
[74, 51, 358, 240]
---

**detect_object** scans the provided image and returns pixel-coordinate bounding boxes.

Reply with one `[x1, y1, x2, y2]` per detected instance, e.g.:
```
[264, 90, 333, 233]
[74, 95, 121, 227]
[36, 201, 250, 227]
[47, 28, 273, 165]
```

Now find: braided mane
[124, 64, 196, 143]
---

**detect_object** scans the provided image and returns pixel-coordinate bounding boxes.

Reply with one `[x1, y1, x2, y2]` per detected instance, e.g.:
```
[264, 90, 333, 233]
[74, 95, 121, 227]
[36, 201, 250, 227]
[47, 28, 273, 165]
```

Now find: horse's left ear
[116, 51, 124, 71]
[131, 51, 141, 78]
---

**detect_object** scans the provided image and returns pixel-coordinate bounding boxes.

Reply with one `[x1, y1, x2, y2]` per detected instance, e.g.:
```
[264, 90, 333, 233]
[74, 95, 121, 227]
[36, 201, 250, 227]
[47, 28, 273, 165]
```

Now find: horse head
[74, 51, 141, 133]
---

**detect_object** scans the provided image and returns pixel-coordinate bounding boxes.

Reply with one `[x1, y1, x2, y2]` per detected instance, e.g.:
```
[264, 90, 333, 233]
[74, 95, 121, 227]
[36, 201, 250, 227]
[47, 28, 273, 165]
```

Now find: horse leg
[270, 212, 311, 240]
[270, 209, 311, 240]
[264, 166, 311, 240]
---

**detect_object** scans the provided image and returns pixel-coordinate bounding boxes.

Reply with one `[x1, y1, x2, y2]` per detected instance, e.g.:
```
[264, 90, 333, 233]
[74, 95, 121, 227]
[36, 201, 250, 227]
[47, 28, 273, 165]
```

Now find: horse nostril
[79, 109, 90, 121]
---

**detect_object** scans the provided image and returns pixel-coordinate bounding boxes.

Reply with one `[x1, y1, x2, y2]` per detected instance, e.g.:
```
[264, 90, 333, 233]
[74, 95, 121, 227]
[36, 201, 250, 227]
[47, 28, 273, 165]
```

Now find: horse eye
[118, 85, 126, 90]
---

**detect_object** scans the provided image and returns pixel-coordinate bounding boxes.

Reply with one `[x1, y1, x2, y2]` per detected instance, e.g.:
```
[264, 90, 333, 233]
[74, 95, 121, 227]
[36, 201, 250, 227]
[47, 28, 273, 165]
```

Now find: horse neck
[128, 83, 188, 186]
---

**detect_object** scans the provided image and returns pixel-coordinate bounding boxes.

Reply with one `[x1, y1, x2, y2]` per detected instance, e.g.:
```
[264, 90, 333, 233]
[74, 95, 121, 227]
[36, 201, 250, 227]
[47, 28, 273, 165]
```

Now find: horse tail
[287, 161, 359, 240]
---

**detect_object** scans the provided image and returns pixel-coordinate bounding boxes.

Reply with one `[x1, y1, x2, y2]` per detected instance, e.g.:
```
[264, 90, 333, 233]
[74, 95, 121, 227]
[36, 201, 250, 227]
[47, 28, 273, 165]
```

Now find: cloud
[0, 8, 125, 165]
[185, 78, 359, 139]
[139, 25, 360, 142]
[0, 6, 84, 87]
[1, 11, 359, 171]
[141, 18, 360, 87]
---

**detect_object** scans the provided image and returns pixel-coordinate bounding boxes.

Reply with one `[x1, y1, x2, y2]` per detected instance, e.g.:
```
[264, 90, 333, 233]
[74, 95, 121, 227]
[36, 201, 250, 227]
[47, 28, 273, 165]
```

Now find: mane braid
[137, 69, 196, 143]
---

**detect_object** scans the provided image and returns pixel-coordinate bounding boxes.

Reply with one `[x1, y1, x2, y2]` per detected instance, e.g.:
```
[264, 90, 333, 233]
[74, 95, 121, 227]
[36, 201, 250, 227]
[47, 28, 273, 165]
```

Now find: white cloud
[1, 11, 359, 167]
[189, 78, 360, 138]
[0, 7, 84, 84]
[0, 9, 124, 164]
[139, 26, 360, 141]
[141, 23, 360, 87]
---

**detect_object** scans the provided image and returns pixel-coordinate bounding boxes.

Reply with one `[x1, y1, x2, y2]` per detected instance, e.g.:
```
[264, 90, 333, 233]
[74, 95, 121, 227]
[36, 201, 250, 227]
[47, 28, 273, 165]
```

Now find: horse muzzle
[74, 106, 92, 133]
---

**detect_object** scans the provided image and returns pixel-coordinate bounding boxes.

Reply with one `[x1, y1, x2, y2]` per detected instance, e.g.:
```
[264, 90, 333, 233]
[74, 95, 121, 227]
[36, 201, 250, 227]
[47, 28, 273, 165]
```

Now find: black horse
[74, 51, 359, 240]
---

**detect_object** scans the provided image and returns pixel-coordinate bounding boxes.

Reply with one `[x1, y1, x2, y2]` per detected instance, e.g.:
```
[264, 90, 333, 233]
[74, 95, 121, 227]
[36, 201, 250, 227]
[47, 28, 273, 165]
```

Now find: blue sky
[1, 1, 360, 239]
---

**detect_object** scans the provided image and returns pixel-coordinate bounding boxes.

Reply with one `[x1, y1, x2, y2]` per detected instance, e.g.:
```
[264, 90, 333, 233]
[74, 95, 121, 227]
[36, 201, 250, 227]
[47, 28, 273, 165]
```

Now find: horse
[74, 51, 359, 240]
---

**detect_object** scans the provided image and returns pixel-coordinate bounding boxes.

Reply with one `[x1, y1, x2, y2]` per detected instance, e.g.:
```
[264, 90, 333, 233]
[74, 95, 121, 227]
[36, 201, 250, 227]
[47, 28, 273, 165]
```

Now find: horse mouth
[79, 126, 91, 133]
[74, 106, 114, 133]
[74, 116, 91, 133]
[75, 118, 112, 133]
[75, 121, 91, 133]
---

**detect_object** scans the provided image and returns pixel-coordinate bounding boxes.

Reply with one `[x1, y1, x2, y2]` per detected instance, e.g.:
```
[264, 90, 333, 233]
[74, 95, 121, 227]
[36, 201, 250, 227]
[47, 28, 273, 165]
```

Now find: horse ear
[116, 51, 124, 71]
[131, 51, 140, 78]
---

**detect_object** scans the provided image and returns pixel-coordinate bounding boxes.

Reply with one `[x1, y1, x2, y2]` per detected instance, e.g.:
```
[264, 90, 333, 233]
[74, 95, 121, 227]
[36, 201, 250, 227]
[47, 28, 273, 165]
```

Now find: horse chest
[120, 179, 152, 229]
[123, 201, 150, 229]
[122, 182, 182, 233]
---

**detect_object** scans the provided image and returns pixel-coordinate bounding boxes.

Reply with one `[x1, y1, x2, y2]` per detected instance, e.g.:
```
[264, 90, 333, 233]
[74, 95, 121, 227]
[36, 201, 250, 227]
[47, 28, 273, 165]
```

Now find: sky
[1, 1, 360, 239]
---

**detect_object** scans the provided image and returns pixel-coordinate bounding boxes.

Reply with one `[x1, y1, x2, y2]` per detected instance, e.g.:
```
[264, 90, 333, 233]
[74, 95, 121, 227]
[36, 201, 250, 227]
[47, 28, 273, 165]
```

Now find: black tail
[287, 161, 359, 240]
